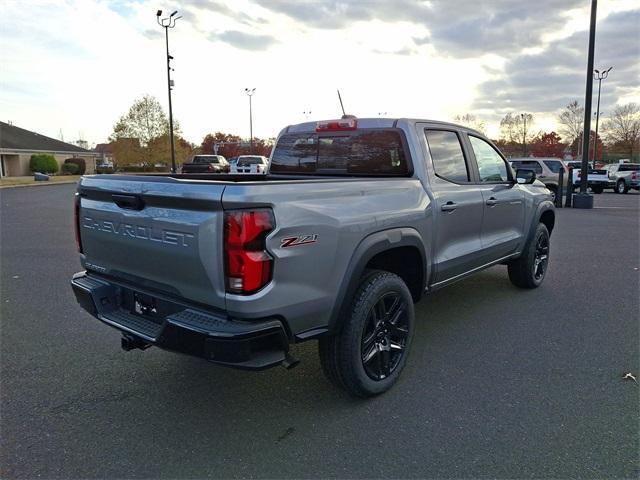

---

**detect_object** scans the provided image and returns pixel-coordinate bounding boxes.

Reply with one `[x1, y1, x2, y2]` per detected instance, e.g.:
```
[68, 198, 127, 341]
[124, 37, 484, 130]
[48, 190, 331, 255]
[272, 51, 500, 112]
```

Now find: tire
[617, 180, 629, 194]
[547, 185, 557, 202]
[508, 223, 550, 289]
[592, 185, 603, 194]
[318, 269, 414, 397]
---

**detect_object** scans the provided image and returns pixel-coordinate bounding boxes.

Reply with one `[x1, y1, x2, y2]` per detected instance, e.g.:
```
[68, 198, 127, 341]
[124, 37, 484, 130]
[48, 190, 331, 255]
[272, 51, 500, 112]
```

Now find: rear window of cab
[270, 130, 411, 176]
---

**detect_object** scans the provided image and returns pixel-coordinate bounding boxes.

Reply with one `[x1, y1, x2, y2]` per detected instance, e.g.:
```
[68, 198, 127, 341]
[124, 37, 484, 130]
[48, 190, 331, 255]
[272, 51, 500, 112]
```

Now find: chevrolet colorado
[71, 117, 555, 397]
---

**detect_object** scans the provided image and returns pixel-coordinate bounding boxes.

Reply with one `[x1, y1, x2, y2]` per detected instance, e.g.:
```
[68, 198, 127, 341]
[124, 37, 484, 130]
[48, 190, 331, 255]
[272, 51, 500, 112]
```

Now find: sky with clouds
[1, 0, 638, 146]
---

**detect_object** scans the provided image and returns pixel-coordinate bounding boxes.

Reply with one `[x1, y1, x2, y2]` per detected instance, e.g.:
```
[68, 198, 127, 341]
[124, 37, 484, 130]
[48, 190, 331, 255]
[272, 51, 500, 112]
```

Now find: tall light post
[575, 0, 598, 209]
[592, 66, 612, 168]
[521, 113, 529, 156]
[156, 9, 181, 173]
[244, 88, 255, 153]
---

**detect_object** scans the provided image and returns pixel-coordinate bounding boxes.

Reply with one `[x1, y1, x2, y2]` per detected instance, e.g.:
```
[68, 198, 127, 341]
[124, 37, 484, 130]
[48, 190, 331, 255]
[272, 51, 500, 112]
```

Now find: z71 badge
[280, 234, 318, 248]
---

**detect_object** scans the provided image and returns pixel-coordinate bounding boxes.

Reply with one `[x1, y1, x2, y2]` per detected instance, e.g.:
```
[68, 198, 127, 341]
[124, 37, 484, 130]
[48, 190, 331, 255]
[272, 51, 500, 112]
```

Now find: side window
[469, 136, 510, 182]
[517, 160, 543, 174]
[425, 130, 469, 183]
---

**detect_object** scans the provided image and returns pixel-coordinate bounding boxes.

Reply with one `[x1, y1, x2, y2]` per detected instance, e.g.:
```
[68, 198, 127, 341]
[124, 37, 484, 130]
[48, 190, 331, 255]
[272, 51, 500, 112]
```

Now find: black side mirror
[516, 168, 536, 184]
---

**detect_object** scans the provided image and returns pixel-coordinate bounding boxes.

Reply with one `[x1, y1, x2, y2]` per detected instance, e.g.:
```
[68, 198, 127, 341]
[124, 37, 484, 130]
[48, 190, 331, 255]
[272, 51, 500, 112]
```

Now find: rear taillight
[224, 209, 274, 294]
[74, 193, 83, 253]
[632, 171, 638, 181]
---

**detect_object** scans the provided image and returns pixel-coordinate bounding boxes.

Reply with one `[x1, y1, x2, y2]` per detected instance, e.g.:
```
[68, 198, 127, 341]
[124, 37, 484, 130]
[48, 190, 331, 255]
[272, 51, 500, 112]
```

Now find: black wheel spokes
[534, 236, 549, 280]
[361, 292, 409, 381]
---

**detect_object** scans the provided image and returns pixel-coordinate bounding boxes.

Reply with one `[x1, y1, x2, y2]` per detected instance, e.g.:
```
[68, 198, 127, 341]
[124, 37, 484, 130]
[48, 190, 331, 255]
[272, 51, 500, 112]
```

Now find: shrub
[64, 157, 86, 175]
[29, 154, 58, 174]
[61, 163, 80, 175]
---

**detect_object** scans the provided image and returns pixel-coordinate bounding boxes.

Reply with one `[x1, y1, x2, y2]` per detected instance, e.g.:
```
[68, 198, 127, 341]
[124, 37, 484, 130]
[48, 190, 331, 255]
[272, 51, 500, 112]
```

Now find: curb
[0, 180, 79, 189]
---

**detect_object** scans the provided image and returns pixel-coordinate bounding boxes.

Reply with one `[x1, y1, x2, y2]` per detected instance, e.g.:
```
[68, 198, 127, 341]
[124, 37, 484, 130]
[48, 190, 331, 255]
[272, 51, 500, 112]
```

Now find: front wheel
[319, 270, 414, 397]
[508, 223, 550, 289]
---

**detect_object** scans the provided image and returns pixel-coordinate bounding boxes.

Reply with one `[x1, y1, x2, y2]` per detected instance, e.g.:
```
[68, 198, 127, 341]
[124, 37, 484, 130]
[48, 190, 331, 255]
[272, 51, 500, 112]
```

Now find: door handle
[485, 197, 498, 206]
[441, 201, 457, 212]
[112, 194, 144, 210]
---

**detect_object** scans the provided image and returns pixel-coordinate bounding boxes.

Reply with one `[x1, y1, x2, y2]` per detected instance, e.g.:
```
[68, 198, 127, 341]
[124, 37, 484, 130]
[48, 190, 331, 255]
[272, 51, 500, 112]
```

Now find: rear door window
[270, 130, 410, 175]
[543, 160, 562, 173]
[424, 130, 469, 183]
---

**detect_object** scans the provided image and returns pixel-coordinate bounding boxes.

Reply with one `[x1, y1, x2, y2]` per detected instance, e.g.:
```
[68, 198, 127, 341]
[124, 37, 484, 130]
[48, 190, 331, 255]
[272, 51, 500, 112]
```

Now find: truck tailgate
[77, 176, 227, 310]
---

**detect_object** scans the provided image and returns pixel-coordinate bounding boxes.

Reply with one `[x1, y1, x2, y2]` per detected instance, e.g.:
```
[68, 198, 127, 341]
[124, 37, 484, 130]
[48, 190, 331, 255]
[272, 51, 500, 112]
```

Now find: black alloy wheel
[533, 233, 549, 281]
[360, 292, 409, 381]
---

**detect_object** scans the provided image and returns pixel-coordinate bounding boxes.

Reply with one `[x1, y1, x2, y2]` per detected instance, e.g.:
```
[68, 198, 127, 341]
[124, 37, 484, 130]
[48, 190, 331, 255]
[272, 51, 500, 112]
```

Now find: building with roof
[0, 121, 99, 177]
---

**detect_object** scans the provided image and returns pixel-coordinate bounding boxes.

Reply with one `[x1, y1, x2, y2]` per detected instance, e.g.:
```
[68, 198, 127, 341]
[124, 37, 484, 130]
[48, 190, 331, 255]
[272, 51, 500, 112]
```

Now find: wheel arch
[327, 228, 428, 334]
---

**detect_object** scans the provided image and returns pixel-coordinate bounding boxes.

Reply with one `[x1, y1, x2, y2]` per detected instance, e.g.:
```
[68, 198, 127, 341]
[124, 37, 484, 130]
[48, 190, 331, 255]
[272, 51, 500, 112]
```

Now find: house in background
[94, 142, 115, 167]
[0, 121, 98, 177]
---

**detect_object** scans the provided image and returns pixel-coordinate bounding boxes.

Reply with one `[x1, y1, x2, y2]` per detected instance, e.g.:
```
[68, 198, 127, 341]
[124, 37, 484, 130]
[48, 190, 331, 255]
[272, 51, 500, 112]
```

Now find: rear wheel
[547, 185, 557, 202]
[319, 270, 414, 397]
[508, 223, 550, 289]
[592, 185, 603, 194]
[617, 180, 629, 194]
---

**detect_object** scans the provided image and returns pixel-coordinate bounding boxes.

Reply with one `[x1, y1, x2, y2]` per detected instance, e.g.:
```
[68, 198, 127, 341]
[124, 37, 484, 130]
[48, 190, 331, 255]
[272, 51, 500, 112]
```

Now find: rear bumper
[71, 272, 289, 370]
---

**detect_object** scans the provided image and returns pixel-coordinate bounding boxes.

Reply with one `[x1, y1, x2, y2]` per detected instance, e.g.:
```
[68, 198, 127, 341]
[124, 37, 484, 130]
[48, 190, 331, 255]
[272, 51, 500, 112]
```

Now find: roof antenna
[337, 89, 356, 119]
[337, 89, 346, 117]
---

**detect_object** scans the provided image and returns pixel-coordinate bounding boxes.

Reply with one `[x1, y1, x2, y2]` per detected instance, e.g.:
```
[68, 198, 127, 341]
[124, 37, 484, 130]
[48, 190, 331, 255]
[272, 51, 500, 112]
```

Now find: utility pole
[593, 67, 612, 168]
[244, 88, 255, 153]
[521, 113, 528, 156]
[156, 9, 181, 173]
[575, 0, 598, 209]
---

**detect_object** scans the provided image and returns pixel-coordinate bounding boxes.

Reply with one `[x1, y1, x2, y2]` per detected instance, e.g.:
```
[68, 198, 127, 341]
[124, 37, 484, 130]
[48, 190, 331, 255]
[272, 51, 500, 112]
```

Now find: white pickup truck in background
[230, 155, 269, 174]
[566, 162, 609, 194]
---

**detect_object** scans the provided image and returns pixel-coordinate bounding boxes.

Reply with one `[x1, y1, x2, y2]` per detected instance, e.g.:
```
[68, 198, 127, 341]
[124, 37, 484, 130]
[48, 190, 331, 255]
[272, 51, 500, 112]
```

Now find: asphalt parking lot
[1, 184, 638, 479]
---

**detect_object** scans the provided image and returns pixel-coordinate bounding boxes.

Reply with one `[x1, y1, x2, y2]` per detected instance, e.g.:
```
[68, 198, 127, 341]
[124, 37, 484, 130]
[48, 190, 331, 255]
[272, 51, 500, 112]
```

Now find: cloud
[142, 29, 162, 40]
[471, 9, 640, 117]
[253, 0, 586, 56]
[210, 30, 278, 50]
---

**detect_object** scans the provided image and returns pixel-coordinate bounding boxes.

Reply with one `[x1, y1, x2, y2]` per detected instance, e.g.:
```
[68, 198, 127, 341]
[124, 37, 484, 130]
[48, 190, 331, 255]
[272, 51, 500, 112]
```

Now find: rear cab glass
[270, 129, 411, 176]
[193, 156, 219, 164]
[237, 156, 265, 166]
[619, 164, 640, 171]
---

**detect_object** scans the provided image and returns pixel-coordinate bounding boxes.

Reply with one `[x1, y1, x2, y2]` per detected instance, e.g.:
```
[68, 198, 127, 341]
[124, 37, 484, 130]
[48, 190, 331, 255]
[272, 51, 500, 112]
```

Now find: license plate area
[133, 292, 158, 318]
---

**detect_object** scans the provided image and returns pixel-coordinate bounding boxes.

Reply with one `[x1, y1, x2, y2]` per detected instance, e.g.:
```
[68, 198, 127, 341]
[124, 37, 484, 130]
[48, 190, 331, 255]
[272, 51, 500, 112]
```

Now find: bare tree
[602, 103, 640, 158]
[500, 113, 518, 143]
[454, 113, 486, 134]
[557, 100, 584, 143]
[500, 112, 535, 155]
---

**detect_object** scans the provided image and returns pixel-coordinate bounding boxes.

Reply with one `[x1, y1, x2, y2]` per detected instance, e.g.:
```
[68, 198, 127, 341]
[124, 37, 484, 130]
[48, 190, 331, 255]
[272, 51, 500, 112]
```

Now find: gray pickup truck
[71, 117, 555, 397]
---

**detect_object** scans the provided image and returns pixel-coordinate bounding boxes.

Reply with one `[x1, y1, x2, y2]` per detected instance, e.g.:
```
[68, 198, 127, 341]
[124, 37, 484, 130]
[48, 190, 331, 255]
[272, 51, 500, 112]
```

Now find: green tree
[110, 95, 182, 168]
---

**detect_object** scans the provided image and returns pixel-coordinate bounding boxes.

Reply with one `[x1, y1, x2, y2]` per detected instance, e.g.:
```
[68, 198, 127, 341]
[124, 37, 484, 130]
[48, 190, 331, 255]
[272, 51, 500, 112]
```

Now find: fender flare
[527, 200, 555, 244]
[327, 227, 428, 334]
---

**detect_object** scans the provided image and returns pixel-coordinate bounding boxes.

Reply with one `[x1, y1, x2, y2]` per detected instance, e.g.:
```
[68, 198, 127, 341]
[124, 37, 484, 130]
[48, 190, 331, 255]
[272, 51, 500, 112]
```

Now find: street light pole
[521, 113, 528, 156]
[592, 67, 612, 168]
[156, 10, 181, 174]
[574, 0, 598, 209]
[244, 88, 255, 153]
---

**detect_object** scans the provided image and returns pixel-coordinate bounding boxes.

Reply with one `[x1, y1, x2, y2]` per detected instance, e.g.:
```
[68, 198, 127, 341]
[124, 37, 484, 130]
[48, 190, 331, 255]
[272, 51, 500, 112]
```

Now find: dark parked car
[181, 155, 229, 173]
